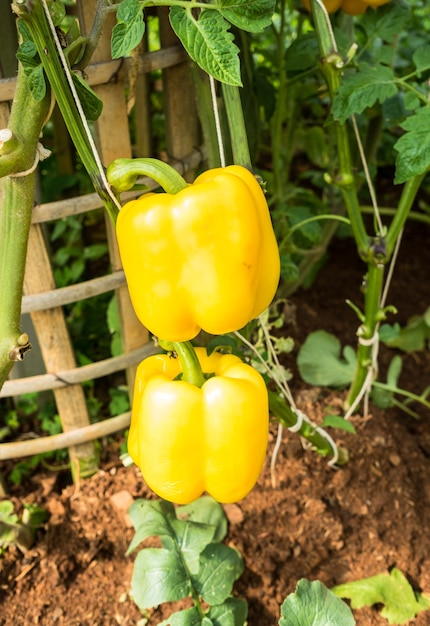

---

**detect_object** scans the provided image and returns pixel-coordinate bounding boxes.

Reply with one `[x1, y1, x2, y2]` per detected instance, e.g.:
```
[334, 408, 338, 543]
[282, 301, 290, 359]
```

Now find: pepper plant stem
[13, 0, 120, 224]
[0, 64, 50, 390]
[158, 340, 206, 388]
[221, 83, 252, 169]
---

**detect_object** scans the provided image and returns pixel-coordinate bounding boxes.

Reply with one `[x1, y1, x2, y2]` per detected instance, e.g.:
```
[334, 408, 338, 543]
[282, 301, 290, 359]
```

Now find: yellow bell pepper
[127, 346, 269, 504]
[116, 165, 280, 342]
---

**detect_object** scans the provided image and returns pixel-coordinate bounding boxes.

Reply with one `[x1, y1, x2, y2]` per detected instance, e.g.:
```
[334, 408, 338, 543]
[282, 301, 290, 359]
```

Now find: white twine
[9, 142, 51, 177]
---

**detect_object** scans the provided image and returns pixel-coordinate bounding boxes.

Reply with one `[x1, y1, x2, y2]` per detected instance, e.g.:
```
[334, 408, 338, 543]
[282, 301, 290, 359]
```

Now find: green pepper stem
[221, 83, 252, 169]
[106, 157, 188, 194]
[159, 340, 206, 388]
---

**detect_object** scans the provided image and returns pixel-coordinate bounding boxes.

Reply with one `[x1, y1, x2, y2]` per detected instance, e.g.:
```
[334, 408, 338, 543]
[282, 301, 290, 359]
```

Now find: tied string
[9, 142, 51, 178]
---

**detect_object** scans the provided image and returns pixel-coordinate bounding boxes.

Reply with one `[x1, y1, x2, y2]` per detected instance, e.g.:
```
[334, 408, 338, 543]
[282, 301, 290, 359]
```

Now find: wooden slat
[23, 223, 98, 477]
[0, 47, 187, 103]
[1, 344, 158, 397]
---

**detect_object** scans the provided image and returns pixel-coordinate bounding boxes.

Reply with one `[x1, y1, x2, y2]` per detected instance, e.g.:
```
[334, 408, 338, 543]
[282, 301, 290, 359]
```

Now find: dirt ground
[1, 221, 430, 625]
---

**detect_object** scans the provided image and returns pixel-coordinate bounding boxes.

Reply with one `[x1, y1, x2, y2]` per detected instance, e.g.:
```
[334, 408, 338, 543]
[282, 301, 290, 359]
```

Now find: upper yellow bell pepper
[116, 165, 280, 342]
[127, 347, 269, 504]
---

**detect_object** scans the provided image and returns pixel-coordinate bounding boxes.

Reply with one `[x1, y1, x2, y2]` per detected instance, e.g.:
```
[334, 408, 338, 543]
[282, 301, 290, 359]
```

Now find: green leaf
[332, 568, 430, 625]
[218, 0, 276, 33]
[371, 355, 403, 409]
[361, 1, 411, 43]
[159, 607, 203, 626]
[279, 579, 355, 626]
[322, 414, 356, 434]
[131, 548, 191, 609]
[169, 7, 242, 86]
[297, 330, 356, 388]
[208, 597, 248, 626]
[127, 499, 176, 554]
[71, 73, 103, 121]
[177, 496, 228, 543]
[394, 107, 430, 183]
[27, 63, 47, 102]
[194, 544, 244, 605]
[384, 308, 430, 352]
[111, 0, 145, 60]
[117, 0, 142, 23]
[170, 517, 217, 575]
[412, 44, 430, 74]
[332, 63, 397, 124]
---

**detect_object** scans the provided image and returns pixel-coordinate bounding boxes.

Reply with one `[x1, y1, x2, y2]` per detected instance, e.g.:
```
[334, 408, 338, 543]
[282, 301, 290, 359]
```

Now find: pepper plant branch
[158, 340, 206, 388]
[221, 83, 252, 169]
[0, 64, 51, 390]
[12, 0, 120, 224]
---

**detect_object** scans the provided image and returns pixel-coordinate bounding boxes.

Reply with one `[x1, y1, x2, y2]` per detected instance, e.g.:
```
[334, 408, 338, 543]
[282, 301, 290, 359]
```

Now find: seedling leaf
[332, 568, 430, 625]
[131, 547, 191, 608]
[297, 330, 356, 388]
[279, 579, 355, 625]
[177, 496, 228, 543]
[208, 597, 248, 625]
[322, 414, 356, 434]
[159, 607, 202, 625]
[169, 7, 242, 86]
[193, 544, 244, 605]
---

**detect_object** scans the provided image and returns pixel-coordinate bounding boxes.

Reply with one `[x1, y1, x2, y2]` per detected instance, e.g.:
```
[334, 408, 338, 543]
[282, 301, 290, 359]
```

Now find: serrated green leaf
[280, 579, 355, 626]
[118, 0, 142, 23]
[111, 17, 145, 59]
[412, 45, 430, 74]
[47, 0, 66, 27]
[403, 91, 420, 111]
[159, 607, 203, 626]
[361, 1, 411, 43]
[131, 548, 191, 609]
[177, 496, 228, 543]
[27, 64, 47, 102]
[394, 107, 430, 183]
[71, 73, 103, 121]
[169, 7, 241, 86]
[218, 0, 275, 33]
[194, 544, 244, 605]
[297, 330, 356, 388]
[332, 63, 397, 123]
[332, 568, 430, 625]
[322, 415, 356, 434]
[208, 597, 248, 626]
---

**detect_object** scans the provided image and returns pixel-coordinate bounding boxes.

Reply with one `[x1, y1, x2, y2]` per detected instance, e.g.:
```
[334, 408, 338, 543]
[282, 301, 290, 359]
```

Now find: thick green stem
[386, 173, 426, 256]
[221, 83, 251, 168]
[346, 263, 385, 408]
[0, 65, 50, 390]
[159, 340, 206, 388]
[268, 391, 348, 465]
[106, 157, 188, 194]
[310, 0, 369, 258]
[13, 0, 120, 224]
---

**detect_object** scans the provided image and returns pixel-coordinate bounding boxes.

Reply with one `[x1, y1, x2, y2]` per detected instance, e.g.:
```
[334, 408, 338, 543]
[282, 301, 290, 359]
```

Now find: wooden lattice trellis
[0, 2, 202, 479]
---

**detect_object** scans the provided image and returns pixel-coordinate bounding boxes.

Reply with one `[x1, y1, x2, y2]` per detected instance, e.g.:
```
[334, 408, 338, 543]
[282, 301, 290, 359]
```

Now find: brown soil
[1, 222, 430, 626]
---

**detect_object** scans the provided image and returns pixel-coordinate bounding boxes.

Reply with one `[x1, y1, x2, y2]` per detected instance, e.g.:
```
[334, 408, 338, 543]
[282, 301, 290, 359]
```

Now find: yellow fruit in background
[302, 0, 343, 13]
[341, 0, 368, 14]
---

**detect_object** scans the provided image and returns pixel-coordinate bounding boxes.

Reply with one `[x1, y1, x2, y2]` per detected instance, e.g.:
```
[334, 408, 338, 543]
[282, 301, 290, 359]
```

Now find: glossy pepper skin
[116, 165, 280, 342]
[128, 348, 269, 504]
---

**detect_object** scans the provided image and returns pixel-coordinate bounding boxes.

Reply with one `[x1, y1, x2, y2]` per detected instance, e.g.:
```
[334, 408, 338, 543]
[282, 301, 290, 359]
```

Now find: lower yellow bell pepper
[116, 165, 280, 342]
[128, 346, 269, 504]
